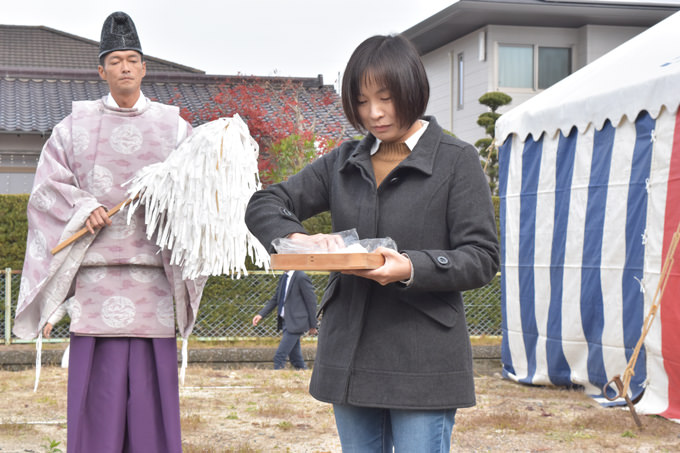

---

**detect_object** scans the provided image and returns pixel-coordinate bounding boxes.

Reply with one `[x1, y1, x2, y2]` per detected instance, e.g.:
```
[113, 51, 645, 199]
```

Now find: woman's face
[357, 78, 417, 144]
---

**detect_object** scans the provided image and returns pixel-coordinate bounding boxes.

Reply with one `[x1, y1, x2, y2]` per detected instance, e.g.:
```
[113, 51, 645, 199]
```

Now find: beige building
[403, 0, 680, 145]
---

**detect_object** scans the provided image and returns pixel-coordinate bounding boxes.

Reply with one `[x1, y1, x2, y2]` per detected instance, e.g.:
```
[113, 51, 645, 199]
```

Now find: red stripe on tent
[661, 107, 680, 420]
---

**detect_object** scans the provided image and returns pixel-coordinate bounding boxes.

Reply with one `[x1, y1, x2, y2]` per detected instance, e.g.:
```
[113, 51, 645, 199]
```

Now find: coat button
[437, 256, 449, 265]
[389, 177, 399, 184]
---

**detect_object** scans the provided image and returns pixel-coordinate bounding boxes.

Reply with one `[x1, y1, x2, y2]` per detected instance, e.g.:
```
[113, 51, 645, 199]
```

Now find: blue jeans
[333, 404, 456, 453]
[273, 321, 307, 369]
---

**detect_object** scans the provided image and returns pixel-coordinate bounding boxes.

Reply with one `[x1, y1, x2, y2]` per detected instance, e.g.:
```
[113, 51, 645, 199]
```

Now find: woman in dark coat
[245, 34, 499, 452]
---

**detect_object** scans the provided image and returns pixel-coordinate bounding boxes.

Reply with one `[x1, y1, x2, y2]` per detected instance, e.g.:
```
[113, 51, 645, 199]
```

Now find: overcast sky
[3, 0, 456, 90]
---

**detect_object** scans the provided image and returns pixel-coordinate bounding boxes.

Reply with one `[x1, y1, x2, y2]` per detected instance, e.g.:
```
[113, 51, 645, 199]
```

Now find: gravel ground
[0, 366, 678, 452]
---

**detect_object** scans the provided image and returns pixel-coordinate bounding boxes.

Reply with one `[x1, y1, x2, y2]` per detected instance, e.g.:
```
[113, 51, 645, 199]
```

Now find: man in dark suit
[253, 270, 319, 369]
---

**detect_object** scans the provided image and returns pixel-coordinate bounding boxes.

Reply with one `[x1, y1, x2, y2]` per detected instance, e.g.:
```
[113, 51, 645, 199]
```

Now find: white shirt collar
[369, 119, 429, 155]
[105, 91, 147, 110]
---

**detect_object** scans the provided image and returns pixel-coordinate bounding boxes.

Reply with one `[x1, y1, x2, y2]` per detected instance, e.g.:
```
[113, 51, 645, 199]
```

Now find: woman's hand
[343, 247, 412, 286]
[285, 235, 413, 285]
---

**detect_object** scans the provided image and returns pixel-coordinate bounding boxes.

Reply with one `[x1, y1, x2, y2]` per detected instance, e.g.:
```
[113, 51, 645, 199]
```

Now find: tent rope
[621, 220, 680, 395]
[604, 218, 680, 428]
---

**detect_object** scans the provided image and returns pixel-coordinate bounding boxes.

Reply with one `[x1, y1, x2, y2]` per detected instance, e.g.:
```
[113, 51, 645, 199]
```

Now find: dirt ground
[0, 365, 679, 453]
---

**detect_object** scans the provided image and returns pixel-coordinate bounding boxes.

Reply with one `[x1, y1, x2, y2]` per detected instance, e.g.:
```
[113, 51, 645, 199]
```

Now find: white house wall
[422, 27, 489, 145]
[578, 25, 645, 66]
[0, 134, 45, 194]
[421, 48, 453, 132]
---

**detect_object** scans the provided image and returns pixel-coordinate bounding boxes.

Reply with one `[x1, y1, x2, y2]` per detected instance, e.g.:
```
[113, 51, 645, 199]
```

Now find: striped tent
[495, 12, 680, 420]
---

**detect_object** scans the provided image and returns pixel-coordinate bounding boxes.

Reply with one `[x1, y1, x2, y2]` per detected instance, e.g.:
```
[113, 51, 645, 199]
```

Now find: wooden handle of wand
[50, 197, 134, 255]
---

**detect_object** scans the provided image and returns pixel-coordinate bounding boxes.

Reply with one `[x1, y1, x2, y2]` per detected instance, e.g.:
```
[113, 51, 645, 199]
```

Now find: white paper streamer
[34, 331, 42, 392]
[124, 115, 270, 279]
[180, 337, 188, 386]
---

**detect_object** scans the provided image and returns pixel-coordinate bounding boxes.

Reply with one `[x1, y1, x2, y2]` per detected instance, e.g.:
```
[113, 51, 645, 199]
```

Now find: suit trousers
[273, 320, 307, 370]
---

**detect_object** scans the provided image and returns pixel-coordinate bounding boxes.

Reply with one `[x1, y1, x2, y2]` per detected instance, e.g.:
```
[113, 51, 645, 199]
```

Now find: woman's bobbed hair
[341, 34, 429, 133]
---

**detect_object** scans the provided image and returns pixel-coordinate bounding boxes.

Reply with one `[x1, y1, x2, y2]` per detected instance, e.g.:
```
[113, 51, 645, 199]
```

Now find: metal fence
[2, 268, 501, 343]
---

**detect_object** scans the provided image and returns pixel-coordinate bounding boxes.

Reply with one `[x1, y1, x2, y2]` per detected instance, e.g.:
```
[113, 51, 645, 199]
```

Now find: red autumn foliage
[170, 77, 346, 186]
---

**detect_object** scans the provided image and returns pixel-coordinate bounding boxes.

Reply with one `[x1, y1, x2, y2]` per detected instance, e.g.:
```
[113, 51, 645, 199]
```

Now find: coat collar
[341, 116, 443, 177]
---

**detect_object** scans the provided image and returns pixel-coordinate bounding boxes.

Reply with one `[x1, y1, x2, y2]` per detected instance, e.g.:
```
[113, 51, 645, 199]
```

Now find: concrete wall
[0, 344, 503, 374]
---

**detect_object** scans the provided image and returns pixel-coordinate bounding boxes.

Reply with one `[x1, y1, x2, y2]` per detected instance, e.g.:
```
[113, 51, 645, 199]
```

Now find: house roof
[0, 24, 203, 73]
[0, 24, 355, 138]
[403, 0, 680, 55]
[0, 70, 352, 137]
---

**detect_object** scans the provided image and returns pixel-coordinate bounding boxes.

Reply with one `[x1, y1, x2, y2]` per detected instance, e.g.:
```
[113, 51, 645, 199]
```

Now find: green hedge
[29, 271, 501, 339]
[0, 196, 501, 270]
[2, 196, 501, 338]
[463, 274, 502, 335]
[302, 211, 332, 234]
[193, 272, 328, 337]
[0, 194, 29, 269]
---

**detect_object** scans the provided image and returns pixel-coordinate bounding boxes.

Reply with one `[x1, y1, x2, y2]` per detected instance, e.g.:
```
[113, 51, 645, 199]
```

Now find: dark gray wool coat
[245, 117, 499, 409]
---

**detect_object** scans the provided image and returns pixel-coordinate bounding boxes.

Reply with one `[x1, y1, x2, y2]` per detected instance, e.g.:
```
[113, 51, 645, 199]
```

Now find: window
[478, 31, 486, 62]
[457, 53, 464, 109]
[498, 44, 571, 90]
[538, 47, 571, 89]
[499, 45, 533, 88]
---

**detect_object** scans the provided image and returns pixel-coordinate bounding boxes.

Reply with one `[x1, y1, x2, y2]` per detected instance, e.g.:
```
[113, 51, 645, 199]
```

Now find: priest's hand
[86, 206, 112, 234]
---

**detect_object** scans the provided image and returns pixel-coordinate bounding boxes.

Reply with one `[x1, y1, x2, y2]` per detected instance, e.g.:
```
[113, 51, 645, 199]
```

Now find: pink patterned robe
[14, 96, 205, 340]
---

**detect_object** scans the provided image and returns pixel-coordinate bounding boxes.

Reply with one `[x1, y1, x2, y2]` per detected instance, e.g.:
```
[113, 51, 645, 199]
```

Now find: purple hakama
[67, 335, 182, 452]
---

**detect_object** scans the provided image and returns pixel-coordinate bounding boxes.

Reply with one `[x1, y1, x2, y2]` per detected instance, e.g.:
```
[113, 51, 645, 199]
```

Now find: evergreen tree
[476, 91, 512, 195]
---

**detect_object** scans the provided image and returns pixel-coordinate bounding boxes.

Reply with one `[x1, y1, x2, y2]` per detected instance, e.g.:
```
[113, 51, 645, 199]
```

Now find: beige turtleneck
[371, 142, 411, 187]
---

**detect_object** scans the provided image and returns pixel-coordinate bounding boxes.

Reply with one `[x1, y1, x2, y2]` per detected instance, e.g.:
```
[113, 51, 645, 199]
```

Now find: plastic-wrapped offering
[270, 229, 396, 270]
[271, 228, 396, 254]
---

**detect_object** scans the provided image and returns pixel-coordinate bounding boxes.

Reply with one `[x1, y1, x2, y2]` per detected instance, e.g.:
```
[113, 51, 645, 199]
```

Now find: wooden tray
[270, 252, 385, 271]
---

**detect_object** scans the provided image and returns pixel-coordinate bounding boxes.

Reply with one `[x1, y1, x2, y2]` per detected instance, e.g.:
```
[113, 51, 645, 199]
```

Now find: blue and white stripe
[498, 111, 671, 401]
